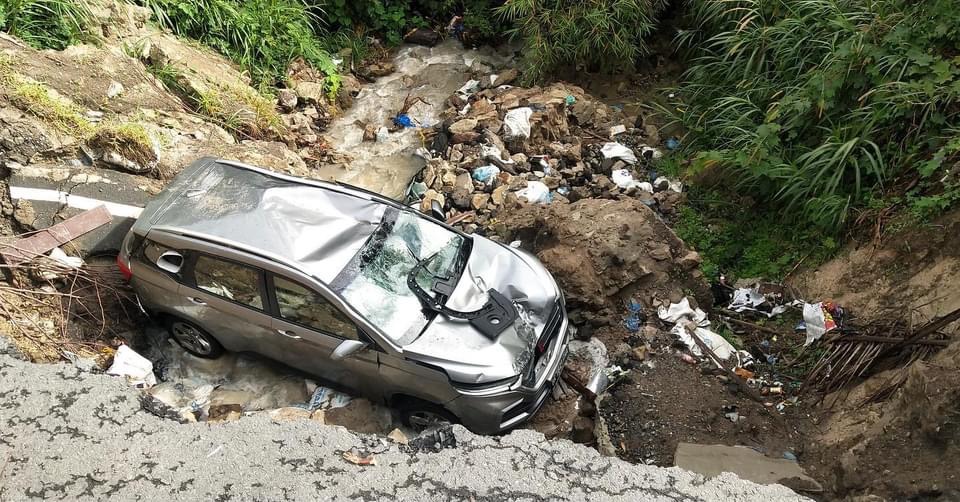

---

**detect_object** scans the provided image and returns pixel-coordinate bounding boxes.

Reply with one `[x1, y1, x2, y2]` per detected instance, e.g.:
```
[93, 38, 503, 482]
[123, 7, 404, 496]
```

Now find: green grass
[0, 0, 96, 50]
[7, 80, 95, 136]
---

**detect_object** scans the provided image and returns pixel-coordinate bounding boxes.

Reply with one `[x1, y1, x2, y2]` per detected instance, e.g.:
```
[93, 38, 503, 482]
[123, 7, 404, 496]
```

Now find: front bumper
[446, 312, 570, 435]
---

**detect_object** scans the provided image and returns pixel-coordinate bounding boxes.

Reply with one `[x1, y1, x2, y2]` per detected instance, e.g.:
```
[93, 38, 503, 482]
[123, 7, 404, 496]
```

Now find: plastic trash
[611, 169, 654, 192]
[471, 165, 500, 184]
[107, 344, 157, 389]
[601, 142, 637, 164]
[308, 386, 352, 411]
[609, 124, 627, 136]
[640, 146, 664, 162]
[802, 302, 837, 346]
[393, 114, 415, 128]
[564, 95, 576, 106]
[375, 127, 389, 143]
[653, 176, 683, 193]
[658, 298, 735, 361]
[456, 79, 480, 97]
[517, 181, 551, 204]
[557, 186, 570, 196]
[665, 137, 681, 150]
[503, 107, 533, 140]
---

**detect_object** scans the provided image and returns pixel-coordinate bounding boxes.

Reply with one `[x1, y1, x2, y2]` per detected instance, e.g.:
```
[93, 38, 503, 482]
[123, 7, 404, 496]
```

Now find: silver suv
[118, 157, 569, 433]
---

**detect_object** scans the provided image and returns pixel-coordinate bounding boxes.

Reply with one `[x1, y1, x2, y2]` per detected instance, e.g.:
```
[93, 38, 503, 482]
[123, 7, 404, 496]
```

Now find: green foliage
[668, 0, 960, 230]
[673, 186, 839, 281]
[0, 0, 95, 49]
[496, 0, 670, 82]
[320, 0, 502, 46]
[139, 0, 340, 91]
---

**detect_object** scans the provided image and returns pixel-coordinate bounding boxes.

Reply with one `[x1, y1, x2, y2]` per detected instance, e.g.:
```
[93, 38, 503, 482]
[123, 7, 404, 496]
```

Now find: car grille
[533, 302, 563, 375]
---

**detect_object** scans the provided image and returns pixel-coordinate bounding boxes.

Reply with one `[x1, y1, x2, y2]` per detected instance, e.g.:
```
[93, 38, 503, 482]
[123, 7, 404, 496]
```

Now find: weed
[0, 0, 96, 50]
[89, 122, 158, 166]
[7, 79, 94, 136]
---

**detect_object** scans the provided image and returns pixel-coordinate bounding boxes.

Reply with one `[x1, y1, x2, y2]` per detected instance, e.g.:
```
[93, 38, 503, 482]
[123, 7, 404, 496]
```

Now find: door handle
[188, 297, 207, 305]
[277, 329, 301, 340]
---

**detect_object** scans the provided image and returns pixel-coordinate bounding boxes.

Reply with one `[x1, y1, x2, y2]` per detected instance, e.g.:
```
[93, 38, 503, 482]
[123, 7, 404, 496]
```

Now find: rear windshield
[331, 208, 467, 346]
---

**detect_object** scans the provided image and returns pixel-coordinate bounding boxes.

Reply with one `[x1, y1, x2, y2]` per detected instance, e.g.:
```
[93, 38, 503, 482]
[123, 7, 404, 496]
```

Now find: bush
[496, 0, 670, 82]
[0, 0, 95, 49]
[669, 0, 960, 229]
[140, 0, 340, 91]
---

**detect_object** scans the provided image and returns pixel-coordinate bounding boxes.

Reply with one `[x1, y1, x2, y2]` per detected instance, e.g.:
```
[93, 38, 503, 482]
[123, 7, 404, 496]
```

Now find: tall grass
[139, 0, 341, 92]
[668, 0, 960, 228]
[0, 0, 95, 49]
[497, 0, 670, 82]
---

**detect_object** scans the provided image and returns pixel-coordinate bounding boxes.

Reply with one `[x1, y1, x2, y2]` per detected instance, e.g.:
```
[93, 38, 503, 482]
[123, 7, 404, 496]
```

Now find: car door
[267, 273, 381, 397]
[180, 253, 276, 354]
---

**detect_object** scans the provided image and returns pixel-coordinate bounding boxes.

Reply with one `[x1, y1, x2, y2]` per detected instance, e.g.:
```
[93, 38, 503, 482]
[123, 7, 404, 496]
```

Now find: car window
[193, 255, 263, 310]
[142, 240, 177, 267]
[273, 276, 357, 340]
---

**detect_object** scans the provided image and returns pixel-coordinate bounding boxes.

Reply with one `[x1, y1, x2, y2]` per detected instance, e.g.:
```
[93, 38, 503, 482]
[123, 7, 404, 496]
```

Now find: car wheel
[399, 402, 457, 432]
[167, 319, 223, 358]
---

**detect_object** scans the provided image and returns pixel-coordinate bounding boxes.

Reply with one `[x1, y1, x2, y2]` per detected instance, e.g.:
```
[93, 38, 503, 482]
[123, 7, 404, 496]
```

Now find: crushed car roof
[147, 158, 387, 284]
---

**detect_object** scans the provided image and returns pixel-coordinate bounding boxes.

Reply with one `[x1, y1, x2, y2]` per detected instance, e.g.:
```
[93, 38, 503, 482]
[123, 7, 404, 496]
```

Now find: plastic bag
[517, 181, 551, 204]
[472, 165, 500, 184]
[601, 142, 637, 164]
[107, 344, 157, 389]
[503, 107, 533, 140]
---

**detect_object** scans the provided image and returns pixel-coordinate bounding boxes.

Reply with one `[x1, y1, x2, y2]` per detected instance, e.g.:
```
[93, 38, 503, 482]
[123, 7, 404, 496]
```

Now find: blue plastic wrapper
[665, 137, 681, 150]
[393, 114, 415, 128]
[472, 165, 500, 183]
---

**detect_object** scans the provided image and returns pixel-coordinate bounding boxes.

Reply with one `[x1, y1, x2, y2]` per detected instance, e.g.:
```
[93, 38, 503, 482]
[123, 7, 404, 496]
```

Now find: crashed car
[117, 157, 569, 433]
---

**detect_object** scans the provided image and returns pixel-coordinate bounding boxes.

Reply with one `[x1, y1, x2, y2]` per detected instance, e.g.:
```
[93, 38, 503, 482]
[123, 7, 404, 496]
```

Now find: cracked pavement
[0, 351, 808, 501]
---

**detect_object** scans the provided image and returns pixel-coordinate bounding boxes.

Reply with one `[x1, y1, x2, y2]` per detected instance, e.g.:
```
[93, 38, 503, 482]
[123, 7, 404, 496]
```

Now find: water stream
[317, 40, 512, 199]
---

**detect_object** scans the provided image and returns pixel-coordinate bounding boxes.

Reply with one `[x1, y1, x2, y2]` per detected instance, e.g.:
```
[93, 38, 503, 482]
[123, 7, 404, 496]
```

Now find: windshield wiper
[405, 251, 517, 340]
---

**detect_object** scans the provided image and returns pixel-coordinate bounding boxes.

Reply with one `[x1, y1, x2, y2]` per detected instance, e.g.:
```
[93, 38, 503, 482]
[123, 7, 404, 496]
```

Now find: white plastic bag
[107, 344, 157, 388]
[503, 107, 533, 140]
[517, 181, 551, 204]
[601, 142, 637, 164]
[803, 303, 828, 346]
[611, 169, 654, 192]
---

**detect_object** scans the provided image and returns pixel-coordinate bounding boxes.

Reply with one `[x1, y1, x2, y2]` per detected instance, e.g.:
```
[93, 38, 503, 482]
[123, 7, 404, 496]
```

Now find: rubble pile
[405, 80, 686, 235]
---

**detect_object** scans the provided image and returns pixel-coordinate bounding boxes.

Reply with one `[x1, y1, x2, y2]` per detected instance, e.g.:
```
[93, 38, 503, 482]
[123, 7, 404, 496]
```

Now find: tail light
[117, 254, 132, 281]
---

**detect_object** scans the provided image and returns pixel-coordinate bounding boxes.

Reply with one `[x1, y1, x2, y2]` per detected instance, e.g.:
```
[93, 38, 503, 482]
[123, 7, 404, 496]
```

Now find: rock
[491, 185, 509, 206]
[680, 251, 702, 270]
[511, 153, 528, 165]
[420, 190, 445, 213]
[642, 325, 659, 340]
[631, 346, 648, 362]
[387, 428, 409, 445]
[363, 61, 395, 78]
[106, 80, 124, 99]
[450, 131, 480, 144]
[362, 123, 377, 142]
[208, 404, 242, 423]
[482, 130, 509, 160]
[571, 416, 596, 444]
[455, 172, 474, 192]
[336, 74, 362, 110]
[310, 409, 326, 424]
[644, 124, 661, 145]
[493, 68, 519, 87]
[12, 199, 36, 228]
[269, 407, 311, 422]
[405, 28, 442, 47]
[543, 176, 562, 190]
[449, 118, 479, 135]
[294, 81, 327, 105]
[649, 243, 672, 261]
[451, 188, 472, 209]
[278, 88, 298, 110]
[471, 193, 490, 211]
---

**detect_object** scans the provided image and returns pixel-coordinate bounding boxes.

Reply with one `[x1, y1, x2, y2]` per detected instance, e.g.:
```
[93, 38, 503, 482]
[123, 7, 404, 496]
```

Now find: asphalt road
[0, 348, 808, 501]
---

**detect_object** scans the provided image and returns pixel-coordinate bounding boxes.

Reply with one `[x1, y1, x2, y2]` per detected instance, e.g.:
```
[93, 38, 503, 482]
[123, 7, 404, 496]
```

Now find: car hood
[402, 236, 560, 384]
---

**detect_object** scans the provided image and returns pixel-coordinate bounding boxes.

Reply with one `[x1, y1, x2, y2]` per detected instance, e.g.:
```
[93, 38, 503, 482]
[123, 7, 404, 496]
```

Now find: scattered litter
[564, 95, 576, 106]
[342, 447, 377, 466]
[611, 169, 654, 192]
[802, 302, 837, 346]
[307, 386, 352, 411]
[665, 137, 681, 150]
[783, 451, 798, 461]
[728, 287, 793, 317]
[503, 107, 533, 140]
[653, 176, 682, 193]
[393, 113, 415, 128]
[407, 425, 457, 452]
[609, 124, 627, 136]
[659, 298, 736, 361]
[640, 146, 663, 162]
[600, 142, 637, 164]
[106, 344, 157, 389]
[623, 299, 644, 333]
[206, 444, 224, 458]
[456, 79, 480, 97]
[472, 165, 500, 184]
[517, 181, 551, 204]
[39, 247, 85, 280]
[734, 367, 755, 380]
[375, 127, 390, 142]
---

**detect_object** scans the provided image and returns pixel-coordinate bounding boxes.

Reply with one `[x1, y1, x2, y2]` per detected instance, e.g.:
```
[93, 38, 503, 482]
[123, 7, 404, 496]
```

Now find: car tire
[166, 318, 224, 359]
[398, 400, 458, 432]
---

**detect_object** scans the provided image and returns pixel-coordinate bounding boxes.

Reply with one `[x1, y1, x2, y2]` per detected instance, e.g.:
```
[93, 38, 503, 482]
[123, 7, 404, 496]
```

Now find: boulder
[449, 118, 479, 135]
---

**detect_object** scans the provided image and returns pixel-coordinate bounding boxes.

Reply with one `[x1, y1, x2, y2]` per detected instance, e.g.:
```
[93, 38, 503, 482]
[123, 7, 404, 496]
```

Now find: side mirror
[156, 251, 184, 274]
[331, 339, 367, 361]
[429, 199, 446, 222]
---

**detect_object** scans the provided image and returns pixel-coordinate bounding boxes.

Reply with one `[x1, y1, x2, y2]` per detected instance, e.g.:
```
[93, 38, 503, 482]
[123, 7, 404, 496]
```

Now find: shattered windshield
[331, 208, 467, 345]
